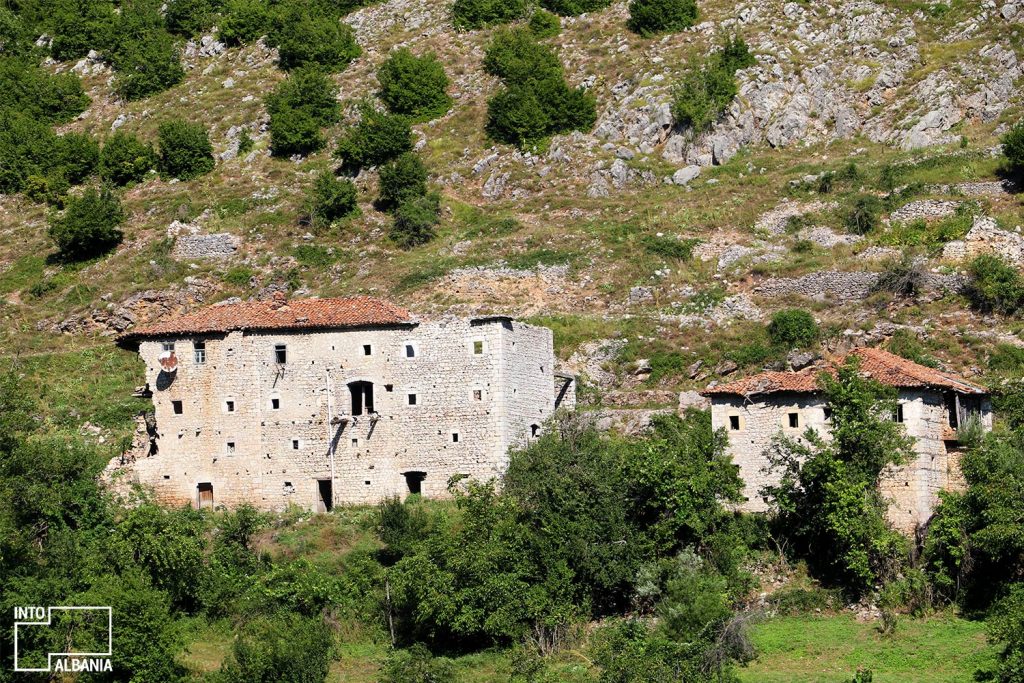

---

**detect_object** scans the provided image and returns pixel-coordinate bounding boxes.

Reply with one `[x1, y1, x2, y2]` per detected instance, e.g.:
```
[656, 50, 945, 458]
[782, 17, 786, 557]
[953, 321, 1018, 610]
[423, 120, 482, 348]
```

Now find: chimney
[269, 291, 288, 310]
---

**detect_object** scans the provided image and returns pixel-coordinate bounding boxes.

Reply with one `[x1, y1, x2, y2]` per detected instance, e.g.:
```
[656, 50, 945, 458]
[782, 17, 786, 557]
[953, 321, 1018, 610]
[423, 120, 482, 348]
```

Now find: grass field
[738, 613, 998, 683]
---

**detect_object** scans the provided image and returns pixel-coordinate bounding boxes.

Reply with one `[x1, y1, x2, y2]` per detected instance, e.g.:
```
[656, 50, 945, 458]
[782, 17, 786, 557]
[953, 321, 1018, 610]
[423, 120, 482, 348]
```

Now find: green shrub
[845, 194, 882, 234]
[100, 131, 157, 185]
[305, 170, 358, 228]
[1001, 120, 1024, 172]
[540, 0, 613, 16]
[48, 0, 117, 61]
[390, 193, 441, 248]
[381, 644, 456, 683]
[627, 0, 698, 37]
[219, 0, 270, 45]
[0, 7, 32, 57]
[0, 109, 58, 194]
[271, 8, 361, 72]
[0, 57, 91, 125]
[108, 28, 185, 101]
[451, 0, 528, 30]
[224, 265, 255, 287]
[335, 107, 413, 171]
[265, 66, 340, 157]
[47, 187, 125, 261]
[528, 9, 561, 38]
[767, 309, 819, 348]
[55, 133, 100, 185]
[157, 119, 215, 180]
[671, 37, 753, 132]
[377, 152, 428, 212]
[967, 253, 1024, 315]
[164, 0, 215, 37]
[216, 614, 333, 683]
[483, 28, 563, 84]
[641, 235, 699, 260]
[485, 84, 551, 148]
[377, 48, 452, 121]
[534, 76, 597, 132]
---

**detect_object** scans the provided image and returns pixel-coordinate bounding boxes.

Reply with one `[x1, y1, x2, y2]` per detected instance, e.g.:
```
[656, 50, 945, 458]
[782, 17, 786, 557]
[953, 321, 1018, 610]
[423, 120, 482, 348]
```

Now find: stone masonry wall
[712, 389, 991, 532]
[130, 316, 565, 511]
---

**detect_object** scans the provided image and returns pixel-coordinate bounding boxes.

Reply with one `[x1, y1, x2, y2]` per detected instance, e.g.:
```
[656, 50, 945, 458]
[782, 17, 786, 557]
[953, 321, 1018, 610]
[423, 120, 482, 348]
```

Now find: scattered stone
[889, 199, 961, 223]
[714, 360, 739, 376]
[629, 286, 654, 304]
[672, 165, 701, 186]
[679, 390, 711, 411]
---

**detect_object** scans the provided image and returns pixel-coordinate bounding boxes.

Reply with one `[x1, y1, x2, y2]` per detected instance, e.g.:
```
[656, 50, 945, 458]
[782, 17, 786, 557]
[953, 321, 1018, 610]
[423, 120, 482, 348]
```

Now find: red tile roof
[119, 296, 414, 341]
[703, 347, 986, 397]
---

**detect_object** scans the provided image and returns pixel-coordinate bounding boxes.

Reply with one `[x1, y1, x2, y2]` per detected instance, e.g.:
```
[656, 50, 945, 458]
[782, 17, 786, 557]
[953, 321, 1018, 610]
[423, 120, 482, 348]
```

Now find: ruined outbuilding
[116, 294, 574, 511]
[703, 347, 991, 533]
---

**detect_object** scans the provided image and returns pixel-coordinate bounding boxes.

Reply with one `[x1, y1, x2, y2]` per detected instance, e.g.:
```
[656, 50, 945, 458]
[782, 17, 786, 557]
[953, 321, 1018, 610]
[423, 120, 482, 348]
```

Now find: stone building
[116, 294, 574, 512]
[702, 347, 992, 532]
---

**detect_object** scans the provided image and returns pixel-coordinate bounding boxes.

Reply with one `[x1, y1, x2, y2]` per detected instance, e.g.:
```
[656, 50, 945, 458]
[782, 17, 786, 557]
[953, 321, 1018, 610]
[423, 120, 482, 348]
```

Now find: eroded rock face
[943, 216, 1024, 264]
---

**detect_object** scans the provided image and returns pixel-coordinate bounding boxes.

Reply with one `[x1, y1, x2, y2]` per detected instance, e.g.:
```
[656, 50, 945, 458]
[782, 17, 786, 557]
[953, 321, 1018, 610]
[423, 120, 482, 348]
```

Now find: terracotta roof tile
[703, 347, 986, 397]
[119, 296, 414, 341]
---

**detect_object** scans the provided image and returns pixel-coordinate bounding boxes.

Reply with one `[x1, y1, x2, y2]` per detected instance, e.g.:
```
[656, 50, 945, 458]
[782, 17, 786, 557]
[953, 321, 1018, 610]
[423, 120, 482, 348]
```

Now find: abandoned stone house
[116, 294, 575, 512]
[702, 347, 992, 532]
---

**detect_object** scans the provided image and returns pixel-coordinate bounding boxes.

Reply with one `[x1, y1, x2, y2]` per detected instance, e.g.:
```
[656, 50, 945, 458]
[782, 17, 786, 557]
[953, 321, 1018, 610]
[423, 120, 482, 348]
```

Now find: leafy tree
[671, 36, 754, 132]
[451, 0, 528, 30]
[305, 170, 358, 228]
[540, 0, 613, 16]
[767, 309, 819, 348]
[528, 9, 561, 38]
[335, 106, 413, 171]
[1001, 120, 1024, 172]
[845, 194, 882, 234]
[55, 132, 100, 185]
[627, 0, 698, 37]
[108, 29, 185, 101]
[377, 152, 428, 212]
[485, 85, 551, 148]
[0, 109, 59, 194]
[165, 0, 215, 37]
[100, 131, 157, 185]
[216, 613, 334, 682]
[0, 7, 32, 57]
[0, 57, 91, 125]
[47, 186, 125, 260]
[483, 28, 563, 84]
[989, 584, 1024, 682]
[265, 67, 340, 157]
[381, 644, 456, 683]
[390, 193, 441, 248]
[764, 357, 914, 593]
[271, 8, 361, 72]
[377, 48, 451, 121]
[967, 254, 1024, 315]
[157, 119, 215, 180]
[219, 0, 271, 45]
[47, 0, 118, 61]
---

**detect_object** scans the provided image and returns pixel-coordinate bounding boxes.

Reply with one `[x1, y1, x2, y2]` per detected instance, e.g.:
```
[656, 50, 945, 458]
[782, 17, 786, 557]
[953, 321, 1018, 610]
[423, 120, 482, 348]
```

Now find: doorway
[197, 482, 214, 509]
[403, 471, 426, 496]
[317, 479, 333, 513]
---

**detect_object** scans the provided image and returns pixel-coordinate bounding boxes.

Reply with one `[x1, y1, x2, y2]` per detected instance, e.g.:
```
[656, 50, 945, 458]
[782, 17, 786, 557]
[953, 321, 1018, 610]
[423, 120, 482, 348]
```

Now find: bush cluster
[390, 192, 441, 247]
[100, 131, 157, 186]
[269, 7, 361, 72]
[767, 309, 819, 348]
[0, 57, 91, 124]
[377, 48, 452, 121]
[1002, 120, 1024, 172]
[451, 0, 528, 30]
[528, 9, 562, 38]
[47, 0, 117, 61]
[845, 194, 883, 234]
[483, 28, 596, 149]
[671, 36, 755, 132]
[627, 0, 698, 37]
[304, 170, 358, 229]
[157, 119, 215, 180]
[47, 187, 125, 261]
[218, 0, 271, 45]
[0, 110, 105, 199]
[540, 0, 613, 16]
[266, 67, 340, 157]
[335, 106, 413, 171]
[105, 3, 185, 101]
[967, 253, 1024, 315]
[164, 0, 216, 37]
[377, 152, 429, 212]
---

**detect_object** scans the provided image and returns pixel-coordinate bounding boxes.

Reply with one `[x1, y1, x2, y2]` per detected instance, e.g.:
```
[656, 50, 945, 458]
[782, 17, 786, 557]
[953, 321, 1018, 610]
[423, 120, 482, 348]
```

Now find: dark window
[945, 393, 959, 429]
[163, 474, 170, 480]
[452, 432, 459, 443]
[162, 342, 175, 352]
[274, 344, 287, 364]
[226, 441, 235, 453]
[194, 341, 206, 364]
[823, 407, 832, 421]
[729, 415, 740, 431]
[406, 344, 415, 358]
[363, 344, 372, 356]
[349, 381, 374, 415]
[404, 471, 426, 495]
[895, 404, 904, 423]
[226, 400, 235, 412]
[317, 480, 332, 512]
[292, 439, 299, 450]
[531, 424, 540, 437]
[271, 398, 280, 410]
[408, 393, 417, 406]
[172, 400, 183, 415]
[788, 412, 799, 429]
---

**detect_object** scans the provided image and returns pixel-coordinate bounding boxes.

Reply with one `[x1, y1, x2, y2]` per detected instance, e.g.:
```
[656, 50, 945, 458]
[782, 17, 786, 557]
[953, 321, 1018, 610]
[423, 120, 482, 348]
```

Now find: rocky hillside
[2, 0, 1023, 425]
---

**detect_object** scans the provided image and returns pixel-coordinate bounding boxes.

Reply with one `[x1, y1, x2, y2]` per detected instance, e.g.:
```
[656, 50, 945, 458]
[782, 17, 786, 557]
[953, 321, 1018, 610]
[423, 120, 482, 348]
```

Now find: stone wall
[126, 317, 566, 511]
[712, 389, 992, 532]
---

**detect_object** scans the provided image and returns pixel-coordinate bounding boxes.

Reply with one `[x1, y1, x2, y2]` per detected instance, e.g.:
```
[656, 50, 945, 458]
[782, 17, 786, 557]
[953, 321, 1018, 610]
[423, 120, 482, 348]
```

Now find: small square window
[194, 341, 206, 364]
[274, 344, 287, 364]
[284, 481, 292, 488]
[472, 389, 482, 401]
[408, 393, 417, 406]
[788, 412, 799, 429]
[351, 438, 358, 447]
[292, 439, 300, 450]
[364, 480, 371, 485]
[473, 340, 484, 355]
[226, 400, 235, 413]
[406, 344, 416, 358]
[162, 342, 175, 352]
[163, 474, 170, 480]
[172, 400, 183, 415]
[451, 432, 460, 443]
[729, 415, 740, 431]
[363, 344, 372, 356]
[271, 397, 280, 410]
[226, 441, 236, 453]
